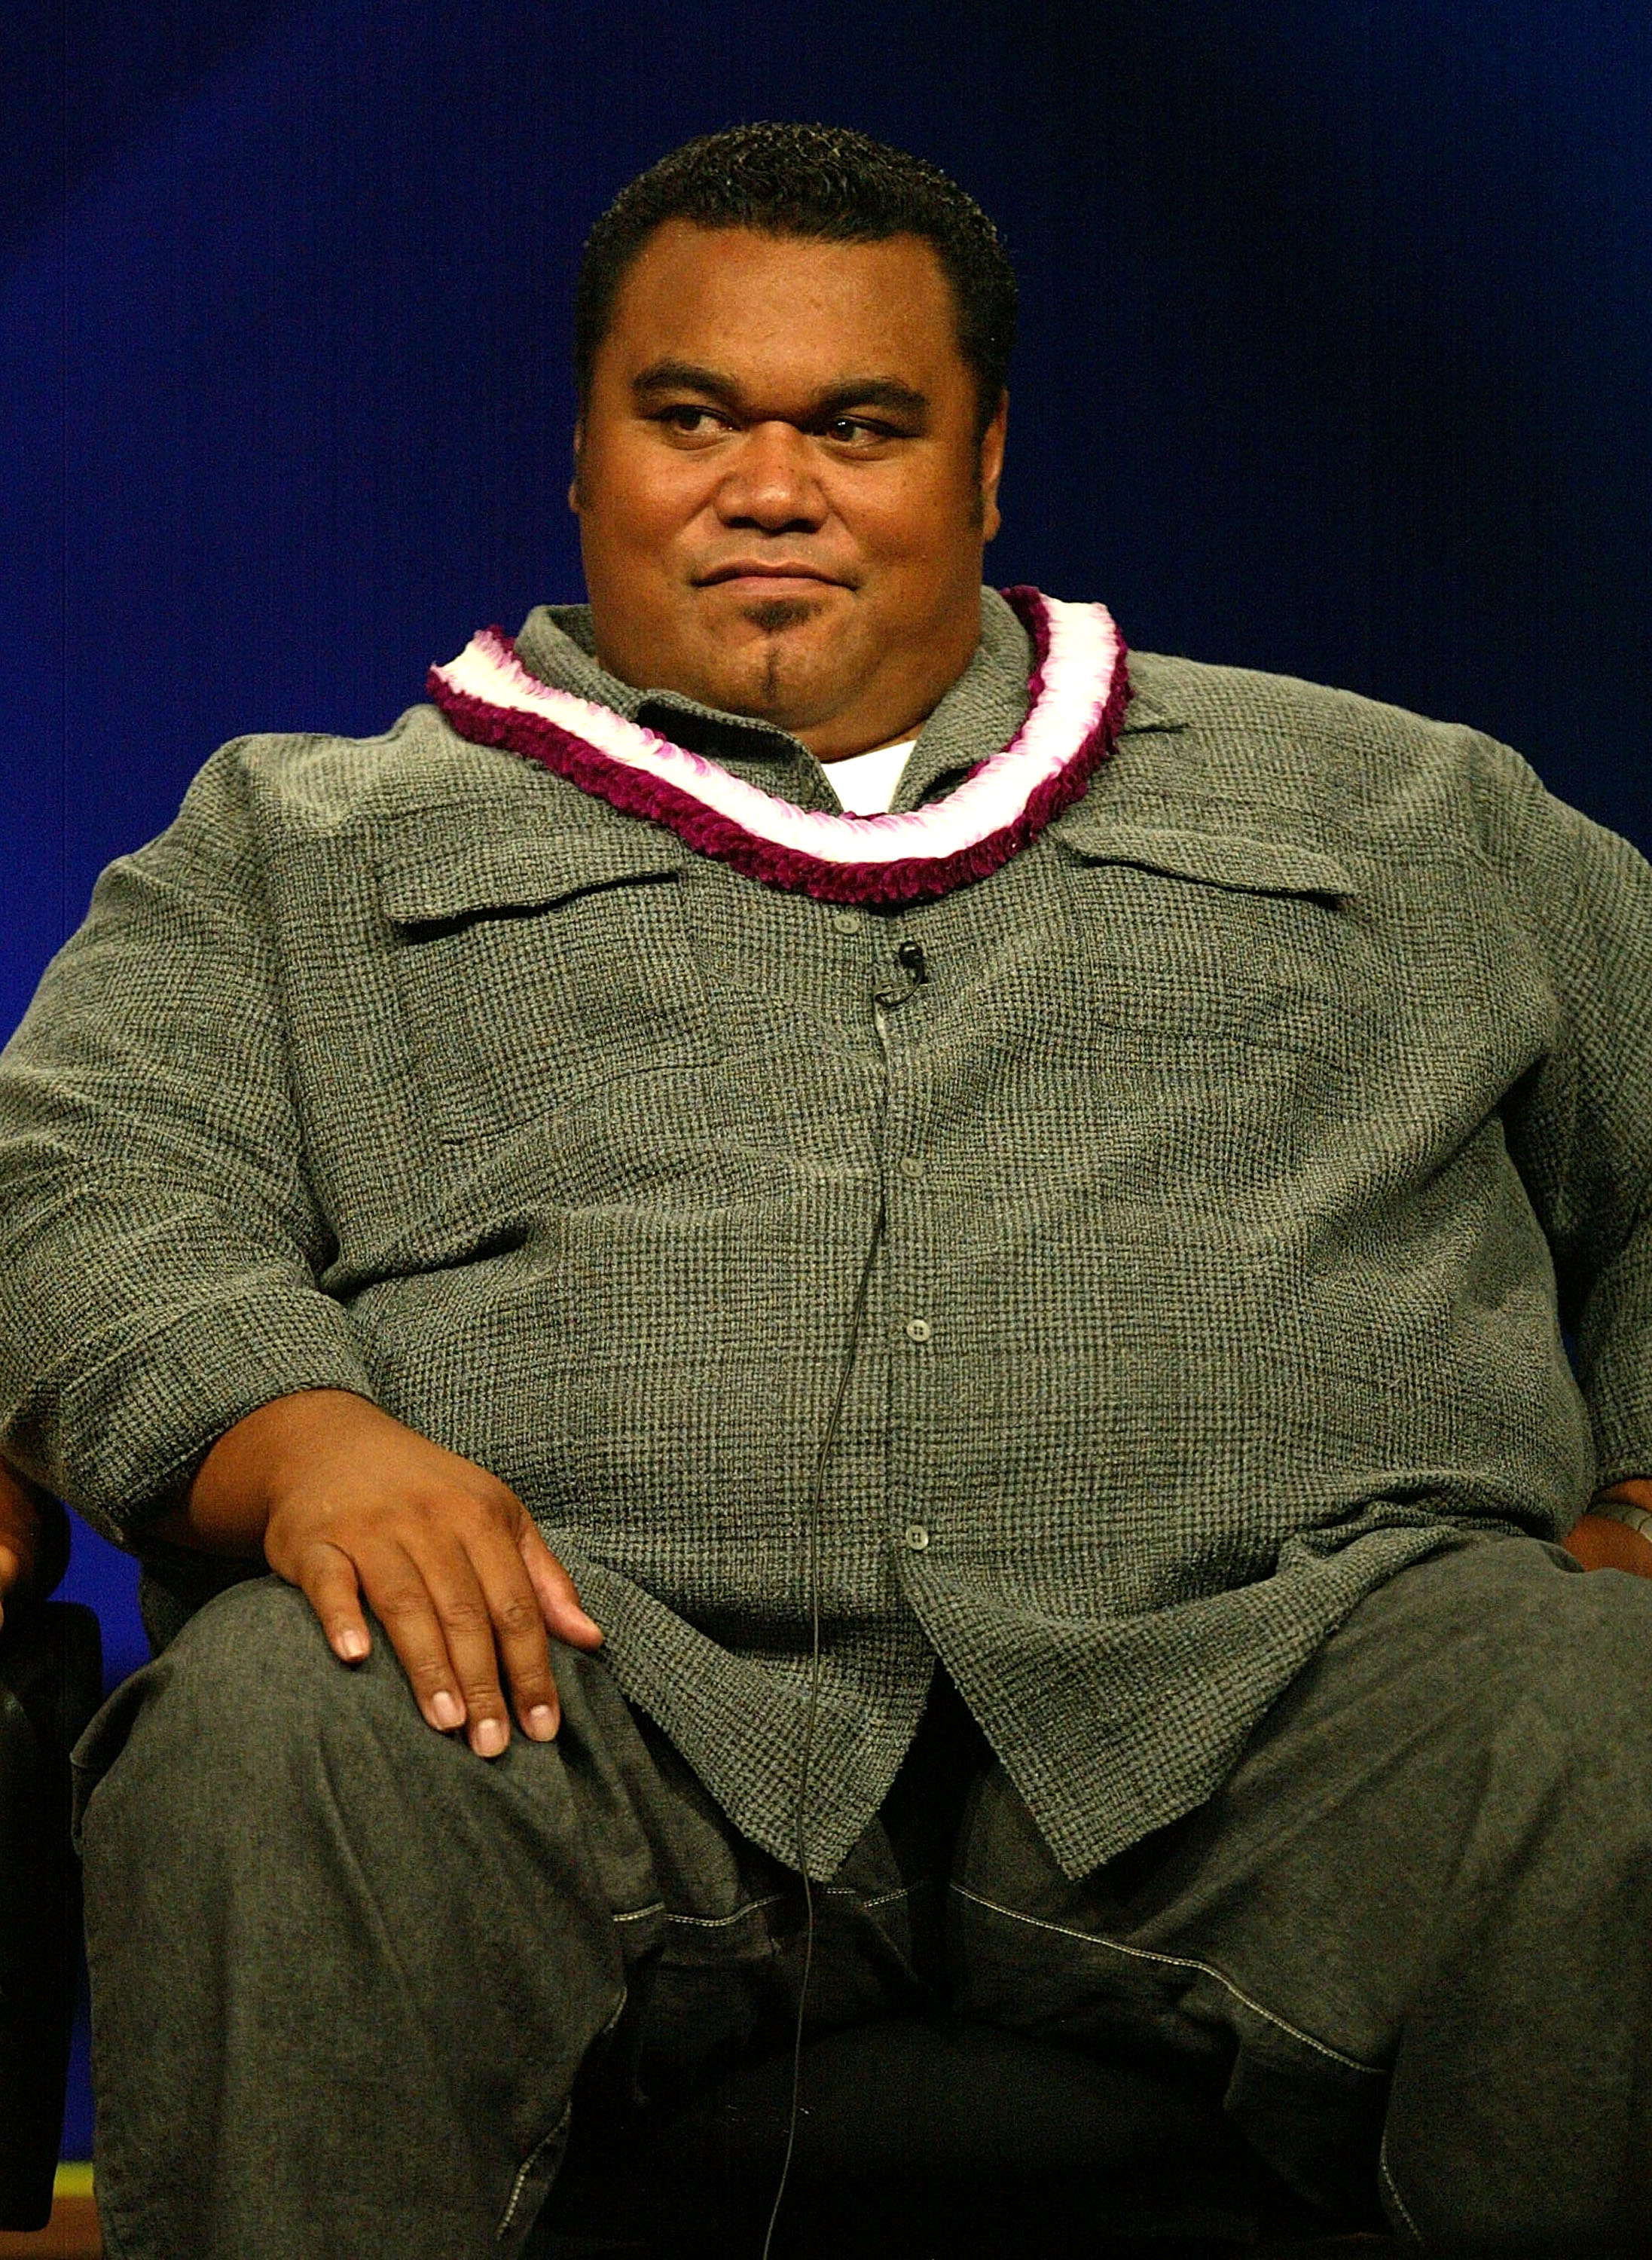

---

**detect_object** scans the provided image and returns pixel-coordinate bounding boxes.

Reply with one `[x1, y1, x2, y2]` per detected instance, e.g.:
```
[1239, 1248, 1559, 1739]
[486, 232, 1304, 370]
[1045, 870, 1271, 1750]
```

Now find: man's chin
[688, 611, 858, 728]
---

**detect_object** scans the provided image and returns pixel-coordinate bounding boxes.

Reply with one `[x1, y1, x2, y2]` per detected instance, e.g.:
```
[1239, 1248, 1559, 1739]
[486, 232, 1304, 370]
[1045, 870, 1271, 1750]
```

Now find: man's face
[569, 222, 1006, 762]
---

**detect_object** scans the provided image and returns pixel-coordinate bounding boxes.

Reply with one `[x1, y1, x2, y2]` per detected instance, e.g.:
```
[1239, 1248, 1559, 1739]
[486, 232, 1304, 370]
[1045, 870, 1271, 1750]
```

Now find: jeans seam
[616, 1880, 916, 1935]
[1379, 2127, 1425, 2246]
[612, 1891, 791, 1932]
[950, 1880, 1385, 2076]
[495, 1985, 628, 2240]
[819, 1880, 921, 1910]
[611, 1899, 665, 1926]
[496, 2096, 572, 2240]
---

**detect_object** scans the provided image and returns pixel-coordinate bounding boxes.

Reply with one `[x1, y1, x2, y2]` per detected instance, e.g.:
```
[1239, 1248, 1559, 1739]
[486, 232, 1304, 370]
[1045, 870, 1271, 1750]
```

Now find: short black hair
[575, 123, 1017, 440]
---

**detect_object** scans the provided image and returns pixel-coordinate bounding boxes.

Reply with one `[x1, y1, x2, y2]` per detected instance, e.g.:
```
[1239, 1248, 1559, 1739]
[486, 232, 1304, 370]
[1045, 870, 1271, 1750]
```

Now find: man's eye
[661, 407, 724, 436]
[825, 417, 887, 444]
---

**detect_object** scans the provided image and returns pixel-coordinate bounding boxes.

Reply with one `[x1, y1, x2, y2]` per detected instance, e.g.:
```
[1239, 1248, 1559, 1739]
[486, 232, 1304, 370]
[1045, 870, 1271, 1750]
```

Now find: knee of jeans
[75, 1578, 368, 1861]
[1483, 1567, 1652, 1843]
[124, 1574, 410, 1794]
[1538, 1568, 1652, 1727]
[169, 1574, 341, 1698]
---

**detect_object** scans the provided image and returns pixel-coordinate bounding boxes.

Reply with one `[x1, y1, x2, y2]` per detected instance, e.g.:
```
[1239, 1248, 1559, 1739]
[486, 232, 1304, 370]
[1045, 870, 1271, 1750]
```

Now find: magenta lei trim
[425, 586, 1131, 908]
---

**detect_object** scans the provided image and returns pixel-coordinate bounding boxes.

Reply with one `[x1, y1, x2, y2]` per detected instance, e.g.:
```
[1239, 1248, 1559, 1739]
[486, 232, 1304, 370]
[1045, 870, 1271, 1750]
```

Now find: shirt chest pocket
[377, 830, 717, 1143]
[1052, 815, 1364, 1055]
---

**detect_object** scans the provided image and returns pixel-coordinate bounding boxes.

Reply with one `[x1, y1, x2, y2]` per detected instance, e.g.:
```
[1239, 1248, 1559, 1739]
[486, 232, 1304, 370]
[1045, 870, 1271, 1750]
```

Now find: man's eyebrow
[631, 359, 740, 404]
[631, 361, 930, 422]
[811, 378, 930, 423]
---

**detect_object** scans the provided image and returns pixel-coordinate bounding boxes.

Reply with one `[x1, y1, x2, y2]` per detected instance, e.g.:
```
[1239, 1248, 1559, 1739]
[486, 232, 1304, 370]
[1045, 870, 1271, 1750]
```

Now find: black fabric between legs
[0, 1599, 103, 2230]
[528, 1666, 1374, 2256]
[531, 2017, 1339, 2258]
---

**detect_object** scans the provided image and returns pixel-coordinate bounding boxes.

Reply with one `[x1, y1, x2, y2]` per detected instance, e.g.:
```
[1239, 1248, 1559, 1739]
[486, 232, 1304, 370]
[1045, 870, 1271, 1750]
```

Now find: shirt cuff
[50, 1283, 374, 1536]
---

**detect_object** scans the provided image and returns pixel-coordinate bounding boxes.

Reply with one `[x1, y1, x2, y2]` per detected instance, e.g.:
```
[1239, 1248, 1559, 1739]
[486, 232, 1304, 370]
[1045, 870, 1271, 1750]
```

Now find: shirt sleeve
[1483, 735, 1652, 1489]
[0, 745, 374, 1536]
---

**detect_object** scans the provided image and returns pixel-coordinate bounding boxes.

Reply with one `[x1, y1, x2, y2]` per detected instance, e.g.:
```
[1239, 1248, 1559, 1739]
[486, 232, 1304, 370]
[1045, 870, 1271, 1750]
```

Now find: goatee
[741, 597, 817, 636]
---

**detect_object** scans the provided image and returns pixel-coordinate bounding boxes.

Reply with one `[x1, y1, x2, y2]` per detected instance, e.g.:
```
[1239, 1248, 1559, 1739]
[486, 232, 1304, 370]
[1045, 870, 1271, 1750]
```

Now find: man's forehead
[597, 221, 960, 371]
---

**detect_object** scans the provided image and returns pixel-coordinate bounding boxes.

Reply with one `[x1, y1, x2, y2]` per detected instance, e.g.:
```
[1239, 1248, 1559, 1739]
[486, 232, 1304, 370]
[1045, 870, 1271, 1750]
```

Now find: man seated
[4, 123, 1652, 2258]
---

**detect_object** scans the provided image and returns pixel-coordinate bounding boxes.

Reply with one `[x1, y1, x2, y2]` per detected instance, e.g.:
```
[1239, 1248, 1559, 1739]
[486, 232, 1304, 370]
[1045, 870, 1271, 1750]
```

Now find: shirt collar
[510, 588, 1036, 817]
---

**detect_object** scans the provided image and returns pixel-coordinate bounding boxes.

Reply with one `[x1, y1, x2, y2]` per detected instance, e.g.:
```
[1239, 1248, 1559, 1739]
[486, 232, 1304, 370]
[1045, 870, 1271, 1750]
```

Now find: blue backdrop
[5, 0, 1651, 2157]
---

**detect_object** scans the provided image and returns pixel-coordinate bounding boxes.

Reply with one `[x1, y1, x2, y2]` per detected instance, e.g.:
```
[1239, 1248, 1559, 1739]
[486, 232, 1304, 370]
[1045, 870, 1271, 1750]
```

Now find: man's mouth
[695, 563, 848, 591]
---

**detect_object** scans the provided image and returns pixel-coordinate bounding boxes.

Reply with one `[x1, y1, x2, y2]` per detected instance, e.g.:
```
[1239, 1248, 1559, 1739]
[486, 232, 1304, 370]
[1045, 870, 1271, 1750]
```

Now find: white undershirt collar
[821, 739, 918, 816]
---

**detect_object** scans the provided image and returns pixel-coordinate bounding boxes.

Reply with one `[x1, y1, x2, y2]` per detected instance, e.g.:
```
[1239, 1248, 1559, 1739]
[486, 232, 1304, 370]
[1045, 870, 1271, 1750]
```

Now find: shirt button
[899, 1156, 925, 1180]
[832, 911, 859, 934]
[904, 1523, 930, 1552]
[904, 1317, 933, 1342]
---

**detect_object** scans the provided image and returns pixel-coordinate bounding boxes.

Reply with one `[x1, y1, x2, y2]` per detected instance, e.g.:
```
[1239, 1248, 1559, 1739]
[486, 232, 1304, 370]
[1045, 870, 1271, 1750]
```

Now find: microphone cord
[759, 1192, 887, 2260]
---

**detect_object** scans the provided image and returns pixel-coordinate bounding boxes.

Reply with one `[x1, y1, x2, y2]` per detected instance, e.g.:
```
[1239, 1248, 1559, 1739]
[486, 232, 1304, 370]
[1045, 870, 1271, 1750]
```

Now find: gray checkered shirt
[5, 589, 1650, 1876]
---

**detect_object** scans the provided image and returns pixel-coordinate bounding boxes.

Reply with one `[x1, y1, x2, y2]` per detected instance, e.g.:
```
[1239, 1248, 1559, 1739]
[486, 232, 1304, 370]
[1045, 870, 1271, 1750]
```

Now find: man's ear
[568, 420, 585, 517]
[979, 392, 1008, 542]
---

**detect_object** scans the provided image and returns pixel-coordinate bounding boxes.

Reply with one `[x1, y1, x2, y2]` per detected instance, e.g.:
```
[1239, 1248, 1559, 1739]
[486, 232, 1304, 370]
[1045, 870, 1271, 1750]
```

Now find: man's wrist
[1589, 1491, 1652, 1544]
[153, 1388, 380, 1559]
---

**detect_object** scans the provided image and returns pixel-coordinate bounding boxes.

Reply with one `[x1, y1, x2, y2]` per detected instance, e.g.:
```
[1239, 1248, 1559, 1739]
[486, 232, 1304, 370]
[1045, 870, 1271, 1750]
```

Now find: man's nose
[714, 422, 827, 529]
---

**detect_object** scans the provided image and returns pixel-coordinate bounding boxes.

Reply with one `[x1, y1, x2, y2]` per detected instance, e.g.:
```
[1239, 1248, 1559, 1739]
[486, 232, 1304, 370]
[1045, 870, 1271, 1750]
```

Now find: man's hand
[0, 1459, 46, 1631]
[155, 1390, 601, 1755]
[1565, 1480, 1652, 1577]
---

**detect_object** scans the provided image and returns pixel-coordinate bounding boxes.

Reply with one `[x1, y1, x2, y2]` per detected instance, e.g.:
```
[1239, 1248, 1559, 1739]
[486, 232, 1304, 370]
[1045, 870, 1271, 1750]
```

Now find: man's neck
[824, 730, 921, 763]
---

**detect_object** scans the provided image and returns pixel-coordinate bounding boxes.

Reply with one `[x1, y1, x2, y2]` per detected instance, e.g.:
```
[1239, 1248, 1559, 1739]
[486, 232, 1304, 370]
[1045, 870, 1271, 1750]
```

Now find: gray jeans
[75, 1535, 1652, 2256]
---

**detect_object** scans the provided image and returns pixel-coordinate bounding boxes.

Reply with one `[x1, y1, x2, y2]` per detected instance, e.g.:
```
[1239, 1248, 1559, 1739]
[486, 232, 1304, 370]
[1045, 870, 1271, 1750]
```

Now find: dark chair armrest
[0, 1601, 103, 2230]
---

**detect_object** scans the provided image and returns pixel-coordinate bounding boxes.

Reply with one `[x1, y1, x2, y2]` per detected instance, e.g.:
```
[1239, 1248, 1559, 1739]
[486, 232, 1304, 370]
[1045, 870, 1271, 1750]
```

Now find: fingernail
[336, 1629, 368, 1662]
[431, 1691, 464, 1730]
[474, 1717, 508, 1758]
[527, 1704, 557, 1741]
